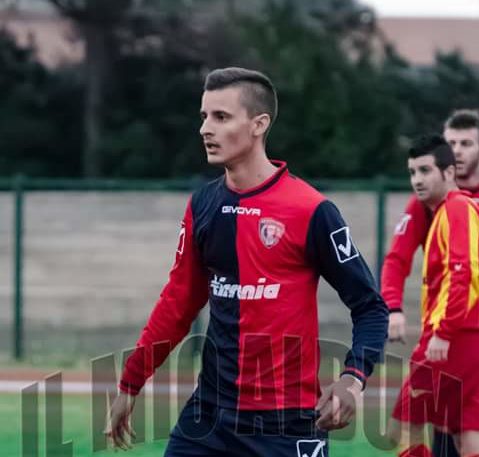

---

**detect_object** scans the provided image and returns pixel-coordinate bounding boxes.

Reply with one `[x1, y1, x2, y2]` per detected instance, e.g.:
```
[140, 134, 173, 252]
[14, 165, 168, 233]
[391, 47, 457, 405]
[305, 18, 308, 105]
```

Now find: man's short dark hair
[204, 67, 278, 130]
[409, 134, 456, 171]
[444, 109, 479, 130]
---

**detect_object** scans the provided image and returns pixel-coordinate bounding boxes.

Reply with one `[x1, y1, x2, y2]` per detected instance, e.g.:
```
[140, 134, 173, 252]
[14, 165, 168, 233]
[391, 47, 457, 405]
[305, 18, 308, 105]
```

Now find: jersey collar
[446, 189, 472, 200]
[224, 160, 288, 198]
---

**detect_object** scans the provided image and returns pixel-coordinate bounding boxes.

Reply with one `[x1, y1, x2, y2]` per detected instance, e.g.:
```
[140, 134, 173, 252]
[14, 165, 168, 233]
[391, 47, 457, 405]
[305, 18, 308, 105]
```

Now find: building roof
[378, 17, 479, 65]
[2, 7, 479, 68]
[0, 10, 83, 67]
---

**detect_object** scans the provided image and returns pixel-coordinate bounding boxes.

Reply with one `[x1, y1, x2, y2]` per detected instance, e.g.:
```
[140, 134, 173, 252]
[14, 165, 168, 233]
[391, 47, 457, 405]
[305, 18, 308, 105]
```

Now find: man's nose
[452, 144, 462, 156]
[200, 119, 212, 137]
[411, 174, 422, 186]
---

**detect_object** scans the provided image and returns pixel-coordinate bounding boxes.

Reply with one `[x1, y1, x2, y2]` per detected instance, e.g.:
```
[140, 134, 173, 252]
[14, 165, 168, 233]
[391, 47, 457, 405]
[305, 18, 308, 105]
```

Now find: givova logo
[210, 276, 281, 300]
[296, 439, 327, 457]
[222, 206, 261, 216]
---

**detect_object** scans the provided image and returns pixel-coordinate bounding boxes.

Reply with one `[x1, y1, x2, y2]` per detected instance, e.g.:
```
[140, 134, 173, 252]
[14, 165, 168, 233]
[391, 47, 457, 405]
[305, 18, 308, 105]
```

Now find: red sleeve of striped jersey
[381, 195, 430, 311]
[434, 199, 475, 340]
[119, 198, 209, 395]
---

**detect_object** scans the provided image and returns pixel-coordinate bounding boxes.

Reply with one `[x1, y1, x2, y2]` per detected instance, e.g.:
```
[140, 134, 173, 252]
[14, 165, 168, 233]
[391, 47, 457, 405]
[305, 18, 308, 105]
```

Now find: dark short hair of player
[444, 109, 479, 130]
[204, 67, 278, 132]
[409, 134, 456, 171]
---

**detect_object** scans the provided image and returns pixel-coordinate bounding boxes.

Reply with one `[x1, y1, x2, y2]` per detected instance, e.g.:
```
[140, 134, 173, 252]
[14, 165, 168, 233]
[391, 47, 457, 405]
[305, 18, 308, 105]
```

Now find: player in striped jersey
[383, 110, 479, 457]
[388, 135, 479, 457]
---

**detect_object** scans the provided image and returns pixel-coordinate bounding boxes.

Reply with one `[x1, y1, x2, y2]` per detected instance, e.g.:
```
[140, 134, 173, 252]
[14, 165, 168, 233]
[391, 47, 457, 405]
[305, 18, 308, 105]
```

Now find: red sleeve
[120, 198, 209, 395]
[380, 195, 431, 311]
[434, 199, 473, 340]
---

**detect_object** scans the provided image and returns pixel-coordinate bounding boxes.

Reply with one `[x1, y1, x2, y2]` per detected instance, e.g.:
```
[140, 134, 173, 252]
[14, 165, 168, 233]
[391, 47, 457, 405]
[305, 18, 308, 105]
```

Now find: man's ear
[252, 114, 271, 138]
[445, 164, 456, 181]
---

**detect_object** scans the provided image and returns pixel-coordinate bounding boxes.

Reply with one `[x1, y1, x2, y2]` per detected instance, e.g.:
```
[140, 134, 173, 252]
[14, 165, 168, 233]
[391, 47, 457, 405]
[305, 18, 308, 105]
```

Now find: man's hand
[315, 375, 362, 431]
[388, 311, 407, 344]
[425, 335, 450, 362]
[104, 392, 137, 451]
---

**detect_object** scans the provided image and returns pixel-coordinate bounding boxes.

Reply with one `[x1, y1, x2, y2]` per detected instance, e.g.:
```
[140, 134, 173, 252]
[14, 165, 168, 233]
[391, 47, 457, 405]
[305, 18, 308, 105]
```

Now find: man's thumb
[317, 386, 332, 410]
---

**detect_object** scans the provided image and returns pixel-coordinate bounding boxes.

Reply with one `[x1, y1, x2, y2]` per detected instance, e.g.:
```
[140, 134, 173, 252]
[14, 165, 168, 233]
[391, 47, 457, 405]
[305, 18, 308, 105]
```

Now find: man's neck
[225, 151, 278, 191]
[427, 184, 459, 212]
[457, 171, 479, 192]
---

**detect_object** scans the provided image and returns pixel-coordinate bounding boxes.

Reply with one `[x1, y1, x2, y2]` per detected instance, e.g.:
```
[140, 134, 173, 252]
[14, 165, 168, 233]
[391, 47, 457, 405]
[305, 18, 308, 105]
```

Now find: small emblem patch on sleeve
[394, 213, 412, 235]
[176, 222, 186, 255]
[330, 226, 359, 263]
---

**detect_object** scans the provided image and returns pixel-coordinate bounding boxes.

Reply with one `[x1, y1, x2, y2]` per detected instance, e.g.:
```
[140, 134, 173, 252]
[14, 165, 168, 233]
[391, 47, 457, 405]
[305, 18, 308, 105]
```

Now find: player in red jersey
[383, 110, 479, 337]
[387, 134, 479, 457]
[383, 110, 479, 457]
[104, 67, 389, 456]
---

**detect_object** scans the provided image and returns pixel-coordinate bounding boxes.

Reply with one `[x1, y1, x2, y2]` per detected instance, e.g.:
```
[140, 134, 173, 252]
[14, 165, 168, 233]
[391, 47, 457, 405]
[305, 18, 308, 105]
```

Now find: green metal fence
[0, 175, 410, 360]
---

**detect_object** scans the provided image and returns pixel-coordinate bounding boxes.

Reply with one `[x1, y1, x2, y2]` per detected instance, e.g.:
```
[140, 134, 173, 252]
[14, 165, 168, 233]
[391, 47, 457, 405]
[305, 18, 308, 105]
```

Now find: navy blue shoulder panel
[189, 177, 243, 406]
[306, 200, 388, 379]
[190, 175, 240, 276]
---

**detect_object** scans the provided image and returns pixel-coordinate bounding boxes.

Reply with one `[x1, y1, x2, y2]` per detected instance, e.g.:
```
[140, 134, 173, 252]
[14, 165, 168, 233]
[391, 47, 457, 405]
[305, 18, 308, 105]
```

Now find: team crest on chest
[259, 218, 285, 248]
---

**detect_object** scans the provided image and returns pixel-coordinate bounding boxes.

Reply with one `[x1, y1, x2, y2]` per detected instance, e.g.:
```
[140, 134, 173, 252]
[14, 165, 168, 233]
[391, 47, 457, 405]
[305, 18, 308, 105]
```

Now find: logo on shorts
[259, 218, 285, 248]
[296, 439, 327, 457]
[330, 226, 359, 263]
[394, 213, 412, 235]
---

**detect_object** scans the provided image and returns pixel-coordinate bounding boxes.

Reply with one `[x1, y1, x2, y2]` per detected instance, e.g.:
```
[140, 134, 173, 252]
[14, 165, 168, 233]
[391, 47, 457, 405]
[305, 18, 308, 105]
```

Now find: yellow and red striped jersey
[421, 190, 479, 341]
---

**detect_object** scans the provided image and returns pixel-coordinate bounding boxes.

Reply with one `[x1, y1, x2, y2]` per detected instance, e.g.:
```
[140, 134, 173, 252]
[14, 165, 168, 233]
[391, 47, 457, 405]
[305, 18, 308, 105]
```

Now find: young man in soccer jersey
[383, 110, 479, 341]
[388, 135, 479, 457]
[105, 67, 389, 456]
[383, 110, 479, 457]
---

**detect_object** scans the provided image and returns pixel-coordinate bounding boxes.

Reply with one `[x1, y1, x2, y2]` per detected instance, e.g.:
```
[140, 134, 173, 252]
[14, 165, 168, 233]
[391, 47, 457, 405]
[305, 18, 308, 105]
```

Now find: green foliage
[235, 0, 404, 177]
[0, 29, 83, 176]
[2, 0, 479, 178]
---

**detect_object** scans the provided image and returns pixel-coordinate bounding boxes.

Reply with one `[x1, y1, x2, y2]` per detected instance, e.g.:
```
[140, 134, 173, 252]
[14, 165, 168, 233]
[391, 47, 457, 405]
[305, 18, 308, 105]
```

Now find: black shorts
[164, 396, 329, 457]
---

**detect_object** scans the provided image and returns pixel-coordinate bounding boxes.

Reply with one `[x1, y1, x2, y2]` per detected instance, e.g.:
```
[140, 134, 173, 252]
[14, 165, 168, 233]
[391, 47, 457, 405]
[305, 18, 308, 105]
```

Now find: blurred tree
[233, 0, 404, 178]
[0, 28, 82, 176]
[380, 48, 479, 155]
[46, 0, 235, 177]
[47, 0, 139, 177]
[98, 0, 248, 178]
[3, 0, 479, 179]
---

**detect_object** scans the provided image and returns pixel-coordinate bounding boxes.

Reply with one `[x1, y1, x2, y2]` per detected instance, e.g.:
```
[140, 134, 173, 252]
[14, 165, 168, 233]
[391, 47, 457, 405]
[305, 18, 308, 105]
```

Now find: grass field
[1, 390, 396, 457]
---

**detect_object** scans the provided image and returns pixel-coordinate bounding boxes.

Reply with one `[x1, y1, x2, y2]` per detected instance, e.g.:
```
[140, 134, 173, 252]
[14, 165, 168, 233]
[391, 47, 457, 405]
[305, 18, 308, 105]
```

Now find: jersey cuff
[119, 379, 142, 396]
[389, 308, 403, 314]
[341, 367, 366, 389]
[433, 329, 452, 341]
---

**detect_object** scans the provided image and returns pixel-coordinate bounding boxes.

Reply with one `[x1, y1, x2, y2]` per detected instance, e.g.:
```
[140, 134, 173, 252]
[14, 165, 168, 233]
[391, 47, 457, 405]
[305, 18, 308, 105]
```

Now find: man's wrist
[340, 373, 364, 391]
[389, 308, 403, 314]
[340, 366, 366, 390]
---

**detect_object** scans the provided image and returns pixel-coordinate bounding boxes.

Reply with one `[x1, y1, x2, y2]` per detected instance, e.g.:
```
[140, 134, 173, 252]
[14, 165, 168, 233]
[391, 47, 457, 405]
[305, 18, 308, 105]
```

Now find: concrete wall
[0, 190, 423, 359]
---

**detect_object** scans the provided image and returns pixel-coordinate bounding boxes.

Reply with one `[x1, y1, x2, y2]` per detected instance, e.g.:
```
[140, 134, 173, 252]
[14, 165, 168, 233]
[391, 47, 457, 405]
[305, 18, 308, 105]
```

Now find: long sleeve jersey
[420, 190, 479, 341]
[381, 189, 479, 311]
[120, 161, 388, 410]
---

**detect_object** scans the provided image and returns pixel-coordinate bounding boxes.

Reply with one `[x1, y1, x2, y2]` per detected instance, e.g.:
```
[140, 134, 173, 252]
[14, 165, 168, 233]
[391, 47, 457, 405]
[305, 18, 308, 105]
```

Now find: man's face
[444, 127, 479, 179]
[199, 87, 257, 167]
[408, 155, 449, 206]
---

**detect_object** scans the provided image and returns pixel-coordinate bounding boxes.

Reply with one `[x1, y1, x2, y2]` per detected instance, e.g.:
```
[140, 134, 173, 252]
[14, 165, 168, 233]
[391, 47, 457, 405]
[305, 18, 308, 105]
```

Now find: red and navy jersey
[120, 161, 388, 410]
[381, 189, 479, 311]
